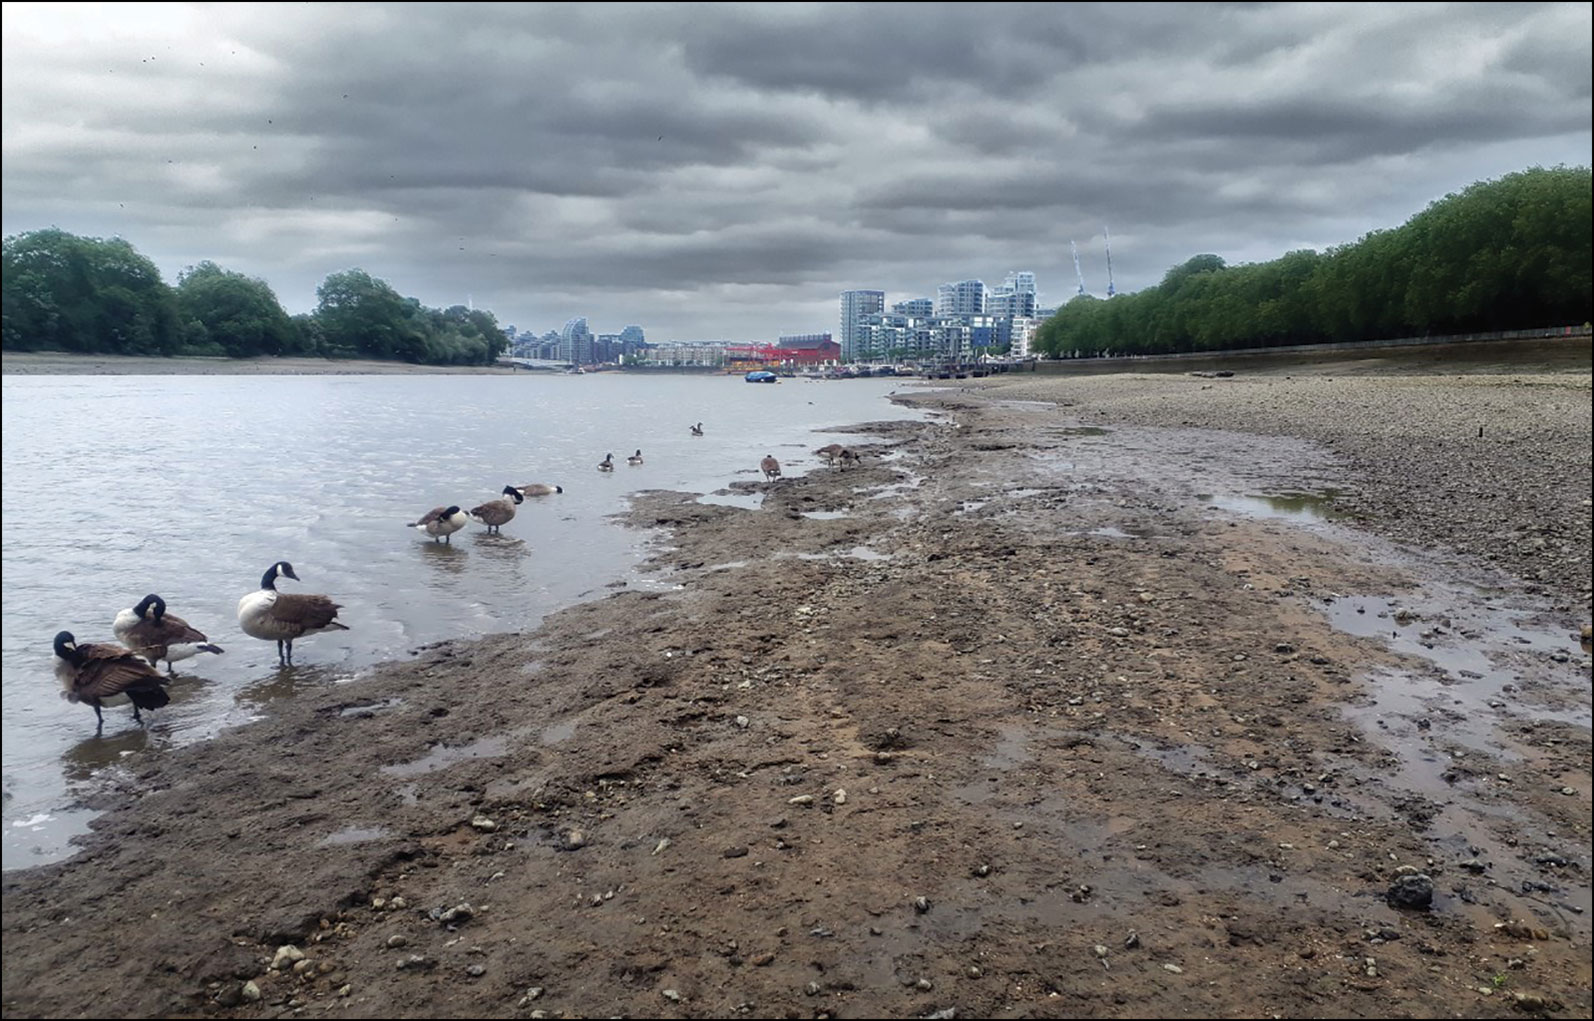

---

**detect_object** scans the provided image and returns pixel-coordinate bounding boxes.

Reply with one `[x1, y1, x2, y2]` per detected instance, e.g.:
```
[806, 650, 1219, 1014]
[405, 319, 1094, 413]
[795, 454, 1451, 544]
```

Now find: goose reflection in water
[418, 540, 469, 576]
[234, 663, 346, 711]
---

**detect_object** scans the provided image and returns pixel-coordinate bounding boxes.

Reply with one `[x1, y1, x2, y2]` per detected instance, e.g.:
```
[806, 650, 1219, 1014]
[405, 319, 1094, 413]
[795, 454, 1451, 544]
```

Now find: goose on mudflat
[410, 504, 468, 543]
[54, 630, 170, 733]
[113, 593, 223, 674]
[761, 454, 782, 481]
[469, 486, 524, 534]
[237, 561, 348, 667]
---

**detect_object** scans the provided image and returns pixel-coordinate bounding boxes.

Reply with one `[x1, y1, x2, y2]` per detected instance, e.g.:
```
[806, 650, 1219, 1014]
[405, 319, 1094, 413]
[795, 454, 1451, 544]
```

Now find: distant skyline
[3, 2, 1590, 341]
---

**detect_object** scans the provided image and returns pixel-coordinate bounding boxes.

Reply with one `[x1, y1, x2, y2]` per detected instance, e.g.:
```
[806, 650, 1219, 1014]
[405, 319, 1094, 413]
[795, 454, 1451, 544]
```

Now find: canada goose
[517, 483, 564, 497]
[598, 453, 615, 472]
[113, 594, 223, 674]
[54, 630, 170, 732]
[237, 561, 348, 667]
[815, 442, 846, 466]
[839, 447, 860, 469]
[690, 422, 704, 436]
[761, 454, 782, 481]
[469, 486, 524, 533]
[410, 504, 468, 543]
[627, 449, 644, 466]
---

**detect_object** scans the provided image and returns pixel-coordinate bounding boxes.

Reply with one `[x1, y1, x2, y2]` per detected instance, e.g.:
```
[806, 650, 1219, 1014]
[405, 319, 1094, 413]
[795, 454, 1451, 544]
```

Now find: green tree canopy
[175, 261, 297, 358]
[3, 228, 180, 354]
[1036, 166, 1593, 358]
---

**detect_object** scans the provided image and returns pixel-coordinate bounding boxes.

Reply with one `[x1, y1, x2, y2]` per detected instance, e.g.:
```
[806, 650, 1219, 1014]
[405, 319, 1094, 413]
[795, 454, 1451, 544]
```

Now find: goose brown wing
[416, 506, 447, 525]
[471, 499, 509, 524]
[271, 593, 347, 631]
[151, 612, 209, 645]
[74, 643, 168, 699]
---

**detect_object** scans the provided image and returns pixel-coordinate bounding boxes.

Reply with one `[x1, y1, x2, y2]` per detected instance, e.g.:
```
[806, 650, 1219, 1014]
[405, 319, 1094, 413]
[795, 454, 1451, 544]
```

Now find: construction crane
[1071, 240, 1086, 296]
[1104, 227, 1116, 297]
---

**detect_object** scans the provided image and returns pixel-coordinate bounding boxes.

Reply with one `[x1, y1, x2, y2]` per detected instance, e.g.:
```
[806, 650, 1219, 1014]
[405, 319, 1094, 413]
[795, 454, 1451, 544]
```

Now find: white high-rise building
[839, 290, 885, 362]
[936, 279, 986, 317]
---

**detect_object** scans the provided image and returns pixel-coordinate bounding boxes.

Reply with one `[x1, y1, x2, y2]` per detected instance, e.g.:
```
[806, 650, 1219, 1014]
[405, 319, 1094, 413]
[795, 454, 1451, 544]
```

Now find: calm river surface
[1, 372, 925, 869]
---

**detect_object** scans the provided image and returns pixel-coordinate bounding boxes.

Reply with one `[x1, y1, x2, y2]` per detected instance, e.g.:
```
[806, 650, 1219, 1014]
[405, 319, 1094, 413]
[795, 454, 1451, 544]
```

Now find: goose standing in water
[517, 483, 564, 497]
[761, 454, 782, 481]
[627, 449, 644, 466]
[113, 594, 223, 674]
[690, 422, 704, 436]
[597, 453, 615, 472]
[54, 630, 170, 733]
[469, 486, 524, 534]
[409, 504, 469, 543]
[237, 561, 348, 667]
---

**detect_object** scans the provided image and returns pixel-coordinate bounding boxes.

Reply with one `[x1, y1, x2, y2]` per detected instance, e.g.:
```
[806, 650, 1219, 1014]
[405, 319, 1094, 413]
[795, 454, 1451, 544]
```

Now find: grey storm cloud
[2, 1, 1590, 341]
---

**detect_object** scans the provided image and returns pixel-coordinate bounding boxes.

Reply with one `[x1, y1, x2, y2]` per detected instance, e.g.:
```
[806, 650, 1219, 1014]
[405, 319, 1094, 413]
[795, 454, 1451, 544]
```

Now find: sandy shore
[2, 352, 517, 375]
[3, 369, 1590, 1019]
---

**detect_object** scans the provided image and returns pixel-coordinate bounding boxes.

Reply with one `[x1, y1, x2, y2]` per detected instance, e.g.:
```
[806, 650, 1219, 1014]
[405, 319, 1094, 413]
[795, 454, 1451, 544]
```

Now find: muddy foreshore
[3, 369, 1590, 1020]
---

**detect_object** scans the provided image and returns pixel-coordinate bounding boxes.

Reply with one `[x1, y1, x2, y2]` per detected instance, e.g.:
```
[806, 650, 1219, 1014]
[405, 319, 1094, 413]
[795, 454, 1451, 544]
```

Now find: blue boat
[744, 370, 778, 383]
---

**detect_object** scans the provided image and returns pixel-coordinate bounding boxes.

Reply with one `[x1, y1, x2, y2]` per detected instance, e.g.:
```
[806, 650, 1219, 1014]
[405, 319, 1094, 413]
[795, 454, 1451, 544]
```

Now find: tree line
[1035, 166, 1592, 357]
[1, 229, 505, 365]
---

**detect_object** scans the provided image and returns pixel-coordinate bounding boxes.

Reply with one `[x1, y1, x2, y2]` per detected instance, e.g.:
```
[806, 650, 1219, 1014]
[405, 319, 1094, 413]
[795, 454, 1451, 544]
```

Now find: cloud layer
[4, 2, 1589, 340]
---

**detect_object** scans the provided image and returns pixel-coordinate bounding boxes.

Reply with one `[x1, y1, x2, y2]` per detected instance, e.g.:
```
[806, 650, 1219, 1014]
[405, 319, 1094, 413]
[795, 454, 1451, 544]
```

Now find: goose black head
[444, 505, 462, 516]
[501, 486, 524, 504]
[263, 561, 299, 589]
[134, 594, 166, 621]
[53, 631, 80, 662]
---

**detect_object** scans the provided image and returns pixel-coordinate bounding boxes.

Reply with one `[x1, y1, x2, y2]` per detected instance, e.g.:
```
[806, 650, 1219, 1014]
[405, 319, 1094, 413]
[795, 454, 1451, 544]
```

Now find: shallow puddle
[380, 735, 510, 778]
[319, 825, 390, 847]
[1199, 490, 1345, 522]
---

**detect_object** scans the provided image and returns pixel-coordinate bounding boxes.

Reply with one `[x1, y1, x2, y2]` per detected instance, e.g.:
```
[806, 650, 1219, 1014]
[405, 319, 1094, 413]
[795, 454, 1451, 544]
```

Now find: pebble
[1162, 963, 1184, 974]
[519, 987, 544, 1005]
[735, 715, 750, 728]
[564, 829, 587, 850]
[723, 845, 749, 858]
[470, 814, 497, 832]
[967, 965, 982, 978]
[752, 953, 775, 967]
[386, 934, 408, 948]
[437, 903, 474, 926]
[916, 978, 934, 991]
[397, 955, 436, 972]
[805, 981, 822, 996]
[913, 896, 932, 914]
[466, 964, 485, 977]
[789, 794, 815, 805]
[271, 945, 304, 970]
[662, 989, 682, 1002]
[1387, 874, 1434, 910]
[241, 981, 261, 1002]
[832, 788, 847, 805]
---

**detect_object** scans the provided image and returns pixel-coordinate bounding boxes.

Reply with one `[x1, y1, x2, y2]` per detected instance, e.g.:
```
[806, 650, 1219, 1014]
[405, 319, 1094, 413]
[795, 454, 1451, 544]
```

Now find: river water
[0, 372, 925, 869]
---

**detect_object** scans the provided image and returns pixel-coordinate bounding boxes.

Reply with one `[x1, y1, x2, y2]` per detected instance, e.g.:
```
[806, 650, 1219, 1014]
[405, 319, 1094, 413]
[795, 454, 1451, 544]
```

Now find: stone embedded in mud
[470, 815, 497, 832]
[913, 896, 931, 914]
[1386, 873, 1435, 909]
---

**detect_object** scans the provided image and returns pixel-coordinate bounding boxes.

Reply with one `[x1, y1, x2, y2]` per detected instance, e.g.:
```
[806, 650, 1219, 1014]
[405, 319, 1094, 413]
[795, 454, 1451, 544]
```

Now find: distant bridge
[498, 357, 576, 371]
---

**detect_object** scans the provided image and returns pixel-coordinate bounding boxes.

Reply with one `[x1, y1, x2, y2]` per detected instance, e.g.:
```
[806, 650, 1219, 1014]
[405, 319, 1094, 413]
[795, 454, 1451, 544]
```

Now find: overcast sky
[3, 3, 1589, 342]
